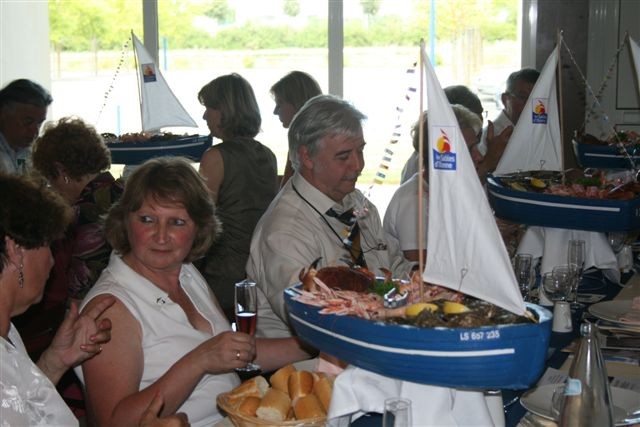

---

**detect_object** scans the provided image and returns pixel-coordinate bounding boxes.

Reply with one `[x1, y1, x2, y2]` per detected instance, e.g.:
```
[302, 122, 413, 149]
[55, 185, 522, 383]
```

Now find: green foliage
[204, 0, 234, 24]
[360, 0, 381, 17]
[48, 0, 517, 52]
[283, 0, 300, 17]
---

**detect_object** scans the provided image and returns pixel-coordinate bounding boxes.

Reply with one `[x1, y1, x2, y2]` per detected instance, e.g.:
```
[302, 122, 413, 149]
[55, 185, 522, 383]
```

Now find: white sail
[494, 44, 562, 174]
[420, 43, 526, 315]
[629, 35, 640, 95]
[132, 32, 198, 132]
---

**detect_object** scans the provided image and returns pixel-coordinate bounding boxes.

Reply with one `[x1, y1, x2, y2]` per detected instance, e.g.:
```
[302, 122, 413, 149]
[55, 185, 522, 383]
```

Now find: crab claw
[300, 257, 323, 291]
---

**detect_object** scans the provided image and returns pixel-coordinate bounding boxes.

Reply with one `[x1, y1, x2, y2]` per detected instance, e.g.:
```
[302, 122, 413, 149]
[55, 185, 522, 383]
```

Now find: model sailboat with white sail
[105, 31, 211, 165]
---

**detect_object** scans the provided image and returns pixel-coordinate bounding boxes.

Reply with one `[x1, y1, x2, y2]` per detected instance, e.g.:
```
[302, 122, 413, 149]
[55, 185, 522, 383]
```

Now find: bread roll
[228, 375, 269, 404]
[312, 376, 333, 412]
[293, 394, 326, 420]
[256, 388, 291, 421]
[270, 364, 297, 393]
[237, 396, 261, 417]
[288, 370, 314, 400]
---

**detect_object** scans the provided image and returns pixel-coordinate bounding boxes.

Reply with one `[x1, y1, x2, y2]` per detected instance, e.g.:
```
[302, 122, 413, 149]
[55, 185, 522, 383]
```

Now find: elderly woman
[31, 116, 123, 305]
[78, 157, 308, 426]
[196, 73, 278, 319]
[384, 104, 483, 262]
[270, 71, 322, 186]
[0, 173, 113, 425]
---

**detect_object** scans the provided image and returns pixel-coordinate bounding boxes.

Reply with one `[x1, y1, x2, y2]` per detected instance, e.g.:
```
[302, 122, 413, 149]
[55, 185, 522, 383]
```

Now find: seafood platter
[102, 132, 211, 165]
[283, 265, 552, 390]
[486, 170, 640, 232]
[572, 131, 640, 170]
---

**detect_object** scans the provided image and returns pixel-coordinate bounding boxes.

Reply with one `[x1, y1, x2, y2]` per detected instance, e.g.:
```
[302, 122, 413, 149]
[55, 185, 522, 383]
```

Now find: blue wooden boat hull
[284, 285, 552, 390]
[572, 140, 640, 169]
[107, 135, 211, 165]
[486, 174, 640, 232]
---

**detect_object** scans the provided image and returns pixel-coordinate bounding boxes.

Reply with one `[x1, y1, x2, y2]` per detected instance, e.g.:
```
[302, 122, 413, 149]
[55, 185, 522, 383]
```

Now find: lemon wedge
[530, 177, 546, 189]
[405, 303, 438, 317]
[442, 301, 470, 314]
[509, 182, 527, 192]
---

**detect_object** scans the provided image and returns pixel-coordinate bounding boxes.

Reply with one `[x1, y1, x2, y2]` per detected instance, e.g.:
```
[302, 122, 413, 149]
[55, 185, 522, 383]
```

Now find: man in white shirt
[247, 95, 415, 338]
[0, 79, 52, 175]
[476, 68, 540, 177]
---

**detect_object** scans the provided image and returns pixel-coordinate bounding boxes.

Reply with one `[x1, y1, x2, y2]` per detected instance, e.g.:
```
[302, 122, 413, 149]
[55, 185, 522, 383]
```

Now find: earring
[18, 263, 24, 288]
[64, 176, 70, 184]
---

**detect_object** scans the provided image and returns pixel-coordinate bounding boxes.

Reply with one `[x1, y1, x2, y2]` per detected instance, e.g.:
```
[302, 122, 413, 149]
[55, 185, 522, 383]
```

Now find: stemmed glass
[567, 240, 586, 309]
[382, 398, 412, 427]
[514, 254, 533, 302]
[234, 280, 260, 372]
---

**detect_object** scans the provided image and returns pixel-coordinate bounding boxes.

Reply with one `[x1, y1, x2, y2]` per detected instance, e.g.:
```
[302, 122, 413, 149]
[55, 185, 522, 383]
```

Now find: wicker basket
[216, 392, 326, 427]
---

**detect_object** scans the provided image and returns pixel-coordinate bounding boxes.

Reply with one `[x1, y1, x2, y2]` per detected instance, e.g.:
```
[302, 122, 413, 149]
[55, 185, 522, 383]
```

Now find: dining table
[503, 268, 640, 427]
[344, 268, 640, 427]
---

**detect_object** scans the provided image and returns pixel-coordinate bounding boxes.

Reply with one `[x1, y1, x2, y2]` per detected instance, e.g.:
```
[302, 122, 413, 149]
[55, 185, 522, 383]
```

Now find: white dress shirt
[247, 172, 415, 338]
[383, 172, 429, 253]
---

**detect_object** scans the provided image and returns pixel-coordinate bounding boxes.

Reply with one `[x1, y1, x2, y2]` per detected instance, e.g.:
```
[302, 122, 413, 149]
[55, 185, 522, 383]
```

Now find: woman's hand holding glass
[234, 280, 260, 372]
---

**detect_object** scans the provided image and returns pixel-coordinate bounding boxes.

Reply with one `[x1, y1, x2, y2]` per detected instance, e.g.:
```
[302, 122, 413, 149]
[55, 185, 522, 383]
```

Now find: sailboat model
[486, 37, 640, 232]
[282, 43, 552, 390]
[573, 34, 640, 169]
[105, 31, 211, 165]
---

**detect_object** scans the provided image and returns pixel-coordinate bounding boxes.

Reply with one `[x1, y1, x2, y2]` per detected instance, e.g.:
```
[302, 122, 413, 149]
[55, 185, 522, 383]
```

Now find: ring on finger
[98, 345, 103, 352]
[236, 351, 240, 360]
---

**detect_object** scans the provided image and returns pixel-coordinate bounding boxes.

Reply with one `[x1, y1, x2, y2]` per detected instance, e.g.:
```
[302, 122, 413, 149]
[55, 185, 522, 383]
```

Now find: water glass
[550, 384, 566, 420]
[514, 254, 533, 301]
[607, 231, 626, 253]
[541, 270, 571, 302]
[567, 240, 585, 308]
[382, 398, 412, 427]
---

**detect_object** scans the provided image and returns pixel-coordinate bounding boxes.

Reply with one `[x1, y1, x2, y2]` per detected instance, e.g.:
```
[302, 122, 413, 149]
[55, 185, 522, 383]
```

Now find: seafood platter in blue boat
[486, 170, 640, 232]
[572, 131, 640, 170]
[283, 267, 552, 390]
[103, 133, 211, 165]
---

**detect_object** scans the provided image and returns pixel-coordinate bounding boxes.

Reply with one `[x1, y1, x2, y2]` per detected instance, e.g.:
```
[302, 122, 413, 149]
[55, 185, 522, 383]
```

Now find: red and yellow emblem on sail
[532, 98, 548, 124]
[432, 127, 457, 171]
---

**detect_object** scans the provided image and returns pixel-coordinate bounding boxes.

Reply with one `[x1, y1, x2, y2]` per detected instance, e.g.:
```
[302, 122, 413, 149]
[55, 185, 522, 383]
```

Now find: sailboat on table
[104, 31, 211, 165]
[282, 42, 552, 390]
[486, 36, 640, 232]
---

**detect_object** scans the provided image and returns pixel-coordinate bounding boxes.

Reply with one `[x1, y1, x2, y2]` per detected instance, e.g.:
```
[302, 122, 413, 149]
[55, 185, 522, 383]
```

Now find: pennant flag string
[365, 62, 418, 191]
[96, 36, 131, 128]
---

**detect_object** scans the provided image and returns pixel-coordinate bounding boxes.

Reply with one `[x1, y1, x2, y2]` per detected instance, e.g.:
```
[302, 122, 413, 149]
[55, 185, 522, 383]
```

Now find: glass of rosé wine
[234, 280, 260, 372]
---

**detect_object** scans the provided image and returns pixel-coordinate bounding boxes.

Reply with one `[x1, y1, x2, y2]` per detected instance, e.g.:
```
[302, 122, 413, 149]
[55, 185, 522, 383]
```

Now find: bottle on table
[558, 322, 614, 427]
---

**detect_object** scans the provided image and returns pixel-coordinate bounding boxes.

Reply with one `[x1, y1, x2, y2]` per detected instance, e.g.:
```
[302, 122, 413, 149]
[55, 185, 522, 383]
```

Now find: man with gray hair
[247, 94, 414, 338]
[0, 79, 53, 175]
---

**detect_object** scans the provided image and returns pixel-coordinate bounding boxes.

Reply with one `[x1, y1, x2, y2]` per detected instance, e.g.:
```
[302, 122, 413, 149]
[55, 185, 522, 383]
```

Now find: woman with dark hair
[0, 173, 113, 425]
[196, 73, 278, 319]
[270, 71, 322, 186]
[78, 157, 308, 427]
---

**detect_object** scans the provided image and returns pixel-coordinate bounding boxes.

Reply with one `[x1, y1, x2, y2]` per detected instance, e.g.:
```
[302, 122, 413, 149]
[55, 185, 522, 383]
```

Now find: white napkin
[327, 366, 504, 427]
[517, 226, 619, 283]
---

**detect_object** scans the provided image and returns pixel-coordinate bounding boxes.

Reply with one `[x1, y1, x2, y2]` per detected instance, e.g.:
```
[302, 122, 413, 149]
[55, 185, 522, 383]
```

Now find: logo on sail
[531, 99, 548, 124]
[142, 64, 157, 83]
[432, 127, 457, 171]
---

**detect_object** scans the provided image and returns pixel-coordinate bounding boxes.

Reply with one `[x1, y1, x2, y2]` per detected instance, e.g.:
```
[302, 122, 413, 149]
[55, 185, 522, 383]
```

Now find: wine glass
[514, 253, 533, 301]
[607, 231, 626, 253]
[382, 398, 412, 427]
[567, 240, 586, 309]
[234, 280, 260, 372]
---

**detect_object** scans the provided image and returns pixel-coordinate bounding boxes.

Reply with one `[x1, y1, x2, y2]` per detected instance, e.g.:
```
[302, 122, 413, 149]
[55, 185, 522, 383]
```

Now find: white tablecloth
[517, 226, 619, 282]
[327, 366, 504, 427]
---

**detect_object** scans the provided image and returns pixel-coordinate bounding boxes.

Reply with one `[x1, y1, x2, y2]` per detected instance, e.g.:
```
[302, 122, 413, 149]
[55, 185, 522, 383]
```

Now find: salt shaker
[558, 323, 614, 426]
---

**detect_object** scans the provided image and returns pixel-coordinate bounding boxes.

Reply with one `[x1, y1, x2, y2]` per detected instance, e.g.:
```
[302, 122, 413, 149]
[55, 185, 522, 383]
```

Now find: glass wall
[48, 0, 520, 209]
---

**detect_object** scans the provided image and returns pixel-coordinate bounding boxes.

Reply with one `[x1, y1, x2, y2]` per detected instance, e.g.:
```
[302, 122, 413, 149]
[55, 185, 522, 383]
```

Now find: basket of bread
[216, 364, 334, 427]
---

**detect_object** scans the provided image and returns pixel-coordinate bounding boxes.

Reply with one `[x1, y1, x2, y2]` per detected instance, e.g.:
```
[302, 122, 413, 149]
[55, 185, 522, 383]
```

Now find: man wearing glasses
[476, 68, 540, 177]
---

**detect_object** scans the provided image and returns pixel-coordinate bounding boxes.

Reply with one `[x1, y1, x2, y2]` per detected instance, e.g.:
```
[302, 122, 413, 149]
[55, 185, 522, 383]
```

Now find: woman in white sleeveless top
[78, 157, 310, 427]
